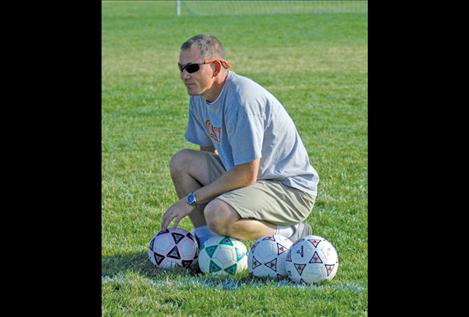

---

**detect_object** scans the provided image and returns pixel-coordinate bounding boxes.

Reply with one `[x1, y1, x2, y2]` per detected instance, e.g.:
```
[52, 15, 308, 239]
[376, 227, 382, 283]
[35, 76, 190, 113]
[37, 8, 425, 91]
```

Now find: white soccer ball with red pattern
[148, 227, 198, 270]
[285, 235, 339, 284]
[248, 234, 293, 278]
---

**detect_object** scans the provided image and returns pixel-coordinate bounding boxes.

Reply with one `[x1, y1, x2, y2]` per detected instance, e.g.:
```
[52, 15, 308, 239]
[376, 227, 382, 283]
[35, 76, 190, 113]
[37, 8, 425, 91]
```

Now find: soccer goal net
[176, 0, 367, 17]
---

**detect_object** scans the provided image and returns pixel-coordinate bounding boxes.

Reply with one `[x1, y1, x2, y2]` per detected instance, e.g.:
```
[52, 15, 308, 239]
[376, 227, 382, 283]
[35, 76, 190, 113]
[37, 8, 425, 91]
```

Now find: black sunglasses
[178, 59, 231, 74]
[178, 62, 206, 74]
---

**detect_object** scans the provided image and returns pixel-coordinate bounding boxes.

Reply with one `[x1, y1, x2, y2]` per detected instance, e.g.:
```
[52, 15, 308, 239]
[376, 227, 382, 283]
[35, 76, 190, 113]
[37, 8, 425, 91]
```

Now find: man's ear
[213, 61, 222, 77]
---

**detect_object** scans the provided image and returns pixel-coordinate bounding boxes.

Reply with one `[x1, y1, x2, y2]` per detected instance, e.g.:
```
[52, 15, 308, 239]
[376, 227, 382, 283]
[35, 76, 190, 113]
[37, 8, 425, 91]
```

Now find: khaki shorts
[205, 153, 316, 225]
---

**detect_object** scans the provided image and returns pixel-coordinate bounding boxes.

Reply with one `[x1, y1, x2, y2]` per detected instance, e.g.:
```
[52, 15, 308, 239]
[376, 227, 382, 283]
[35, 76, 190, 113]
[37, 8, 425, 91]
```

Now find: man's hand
[161, 198, 195, 231]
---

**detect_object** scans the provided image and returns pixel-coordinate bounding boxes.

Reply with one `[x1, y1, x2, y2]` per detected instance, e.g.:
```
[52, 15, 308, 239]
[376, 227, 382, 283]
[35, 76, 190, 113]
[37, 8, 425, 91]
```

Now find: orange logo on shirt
[205, 119, 222, 144]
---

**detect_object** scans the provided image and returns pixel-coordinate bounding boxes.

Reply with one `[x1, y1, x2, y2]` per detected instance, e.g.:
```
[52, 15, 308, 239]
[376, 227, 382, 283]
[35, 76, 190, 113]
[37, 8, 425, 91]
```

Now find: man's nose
[181, 70, 191, 80]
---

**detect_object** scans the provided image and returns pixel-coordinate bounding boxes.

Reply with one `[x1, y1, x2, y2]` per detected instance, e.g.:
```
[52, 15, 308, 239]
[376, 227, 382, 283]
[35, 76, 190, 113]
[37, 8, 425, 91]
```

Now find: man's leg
[169, 149, 214, 227]
[203, 180, 315, 242]
[169, 149, 223, 246]
[204, 199, 276, 241]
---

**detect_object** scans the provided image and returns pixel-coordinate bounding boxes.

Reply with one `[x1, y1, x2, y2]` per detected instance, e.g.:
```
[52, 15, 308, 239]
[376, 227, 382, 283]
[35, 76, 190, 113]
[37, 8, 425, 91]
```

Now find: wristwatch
[187, 192, 197, 206]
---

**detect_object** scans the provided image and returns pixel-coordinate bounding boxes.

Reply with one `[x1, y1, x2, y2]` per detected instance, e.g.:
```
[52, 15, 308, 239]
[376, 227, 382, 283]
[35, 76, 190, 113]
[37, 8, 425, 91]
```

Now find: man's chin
[186, 88, 201, 96]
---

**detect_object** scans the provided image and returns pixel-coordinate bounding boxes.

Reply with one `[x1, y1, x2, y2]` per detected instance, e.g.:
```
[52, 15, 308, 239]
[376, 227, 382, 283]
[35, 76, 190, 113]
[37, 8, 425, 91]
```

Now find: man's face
[178, 46, 214, 97]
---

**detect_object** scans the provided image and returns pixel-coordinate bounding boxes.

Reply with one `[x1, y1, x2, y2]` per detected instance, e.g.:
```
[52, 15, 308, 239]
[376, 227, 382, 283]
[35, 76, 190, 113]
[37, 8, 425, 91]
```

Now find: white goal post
[176, 0, 367, 17]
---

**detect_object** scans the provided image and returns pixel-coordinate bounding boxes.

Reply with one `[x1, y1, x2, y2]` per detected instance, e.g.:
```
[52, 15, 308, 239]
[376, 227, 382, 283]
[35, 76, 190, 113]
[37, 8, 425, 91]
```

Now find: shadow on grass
[101, 251, 219, 281]
[101, 251, 289, 289]
[102, 251, 175, 280]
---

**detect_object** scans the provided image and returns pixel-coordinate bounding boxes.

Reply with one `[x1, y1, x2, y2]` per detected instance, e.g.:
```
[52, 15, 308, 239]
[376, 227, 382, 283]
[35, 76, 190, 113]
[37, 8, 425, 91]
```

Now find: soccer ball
[148, 227, 199, 269]
[285, 235, 339, 284]
[198, 235, 248, 275]
[248, 234, 293, 278]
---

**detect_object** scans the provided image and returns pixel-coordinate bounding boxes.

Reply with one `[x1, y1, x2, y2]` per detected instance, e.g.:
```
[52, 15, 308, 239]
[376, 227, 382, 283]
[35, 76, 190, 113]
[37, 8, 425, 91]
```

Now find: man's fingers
[161, 213, 173, 231]
[172, 216, 182, 230]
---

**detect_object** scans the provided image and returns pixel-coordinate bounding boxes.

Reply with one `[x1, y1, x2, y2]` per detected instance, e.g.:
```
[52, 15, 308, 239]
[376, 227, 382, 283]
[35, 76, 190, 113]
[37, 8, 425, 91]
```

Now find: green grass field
[102, 1, 368, 316]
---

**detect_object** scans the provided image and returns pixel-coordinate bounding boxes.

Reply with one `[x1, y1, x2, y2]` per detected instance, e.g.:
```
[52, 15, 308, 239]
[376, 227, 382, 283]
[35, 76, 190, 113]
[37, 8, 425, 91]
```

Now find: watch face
[188, 193, 196, 205]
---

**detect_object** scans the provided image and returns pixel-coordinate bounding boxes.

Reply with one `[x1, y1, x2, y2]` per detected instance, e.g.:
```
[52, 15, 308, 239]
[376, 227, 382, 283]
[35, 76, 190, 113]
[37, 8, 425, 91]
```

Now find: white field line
[102, 274, 367, 293]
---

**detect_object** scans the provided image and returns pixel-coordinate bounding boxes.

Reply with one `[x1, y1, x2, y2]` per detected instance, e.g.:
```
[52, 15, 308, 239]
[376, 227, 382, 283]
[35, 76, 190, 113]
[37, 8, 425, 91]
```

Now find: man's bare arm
[193, 158, 259, 204]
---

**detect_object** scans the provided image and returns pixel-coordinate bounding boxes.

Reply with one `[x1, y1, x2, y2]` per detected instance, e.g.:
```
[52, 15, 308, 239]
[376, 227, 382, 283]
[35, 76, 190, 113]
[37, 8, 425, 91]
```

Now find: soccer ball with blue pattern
[248, 234, 293, 278]
[285, 235, 339, 284]
[198, 235, 248, 275]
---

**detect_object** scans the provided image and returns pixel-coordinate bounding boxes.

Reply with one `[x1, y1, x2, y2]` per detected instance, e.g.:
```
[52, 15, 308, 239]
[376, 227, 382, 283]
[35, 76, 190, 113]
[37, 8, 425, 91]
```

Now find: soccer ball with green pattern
[198, 235, 248, 275]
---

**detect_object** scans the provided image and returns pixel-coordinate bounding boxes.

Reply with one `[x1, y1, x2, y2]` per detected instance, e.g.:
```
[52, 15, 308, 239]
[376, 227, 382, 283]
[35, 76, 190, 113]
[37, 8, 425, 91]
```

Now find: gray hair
[180, 34, 226, 59]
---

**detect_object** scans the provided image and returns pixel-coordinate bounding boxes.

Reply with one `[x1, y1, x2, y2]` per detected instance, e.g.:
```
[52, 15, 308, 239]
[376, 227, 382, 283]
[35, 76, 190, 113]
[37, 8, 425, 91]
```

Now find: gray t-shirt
[185, 71, 319, 196]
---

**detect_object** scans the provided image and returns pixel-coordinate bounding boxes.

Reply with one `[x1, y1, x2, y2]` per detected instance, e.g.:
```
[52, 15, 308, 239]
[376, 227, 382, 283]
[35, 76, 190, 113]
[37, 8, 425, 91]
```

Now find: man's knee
[204, 199, 239, 235]
[170, 149, 195, 177]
